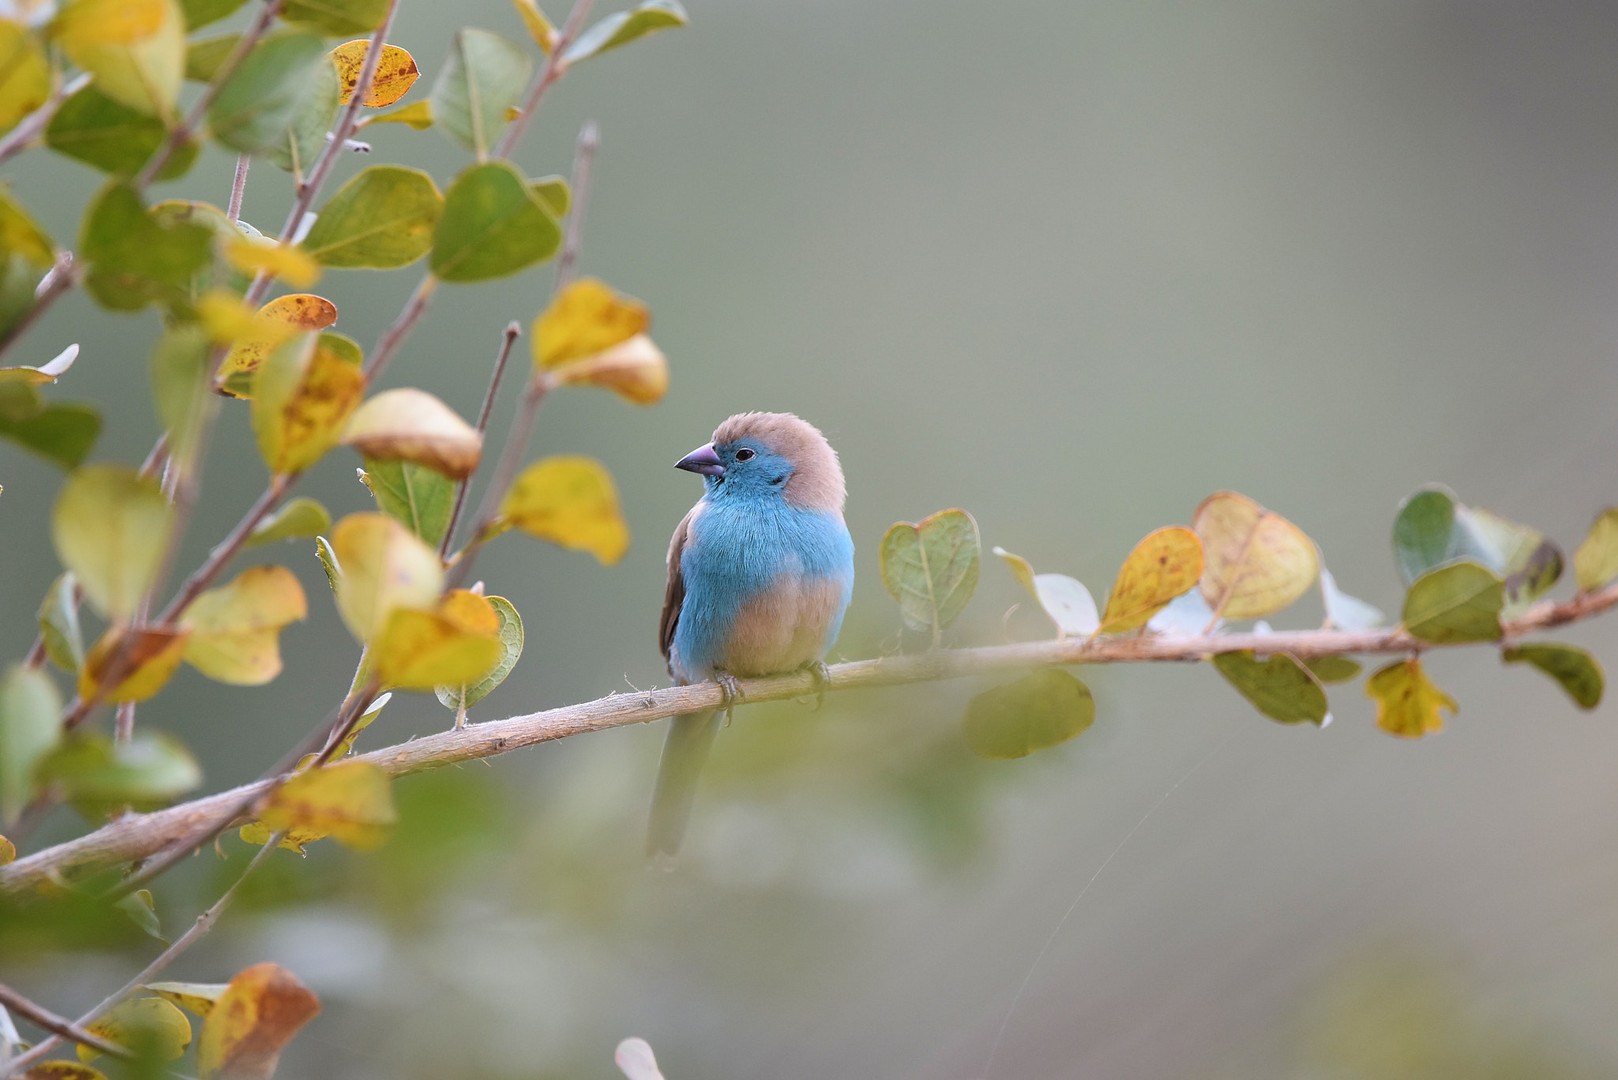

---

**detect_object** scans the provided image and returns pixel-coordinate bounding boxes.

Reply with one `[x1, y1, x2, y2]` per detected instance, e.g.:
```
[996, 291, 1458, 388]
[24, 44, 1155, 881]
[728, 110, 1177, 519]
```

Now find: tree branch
[493, 0, 597, 161]
[6, 578, 1616, 896]
[0, 983, 128, 1063]
[441, 322, 523, 558]
[0, 253, 78, 365]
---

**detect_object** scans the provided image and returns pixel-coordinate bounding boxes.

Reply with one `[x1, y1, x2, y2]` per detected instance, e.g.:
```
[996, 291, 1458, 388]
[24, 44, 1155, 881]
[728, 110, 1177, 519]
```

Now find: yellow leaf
[495, 455, 629, 564]
[0, 342, 78, 385]
[1193, 490, 1320, 621]
[371, 591, 502, 689]
[78, 996, 190, 1064]
[52, 0, 164, 46]
[55, 0, 183, 116]
[331, 512, 443, 641]
[0, 184, 55, 265]
[78, 625, 189, 703]
[1098, 526, 1204, 634]
[510, 0, 557, 53]
[22, 1062, 108, 1080]
[0, 833, 14, 865]
[224, 236, 322, 289]
[340, 387, 482, 479]
[549, 332, 668, 405]
[0, 20, 51, 135]
[251, 332, 367, 475]
[532, 278, 650, 369]
[254, 760, 396, 850]
[196, 962, 321, 1080]
[212, 293, 338, 398]
[179, 565, 308, 685]
[51, 465, 173, 621]
[360, 98, 433, 128]
[143, 981, 230, 1019]
[1365, 657, 1457, 739]
[329, 39, 418, 106]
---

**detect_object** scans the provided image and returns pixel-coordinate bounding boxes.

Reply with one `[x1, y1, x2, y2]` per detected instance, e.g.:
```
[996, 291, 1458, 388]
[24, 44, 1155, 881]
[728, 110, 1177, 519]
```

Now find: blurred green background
[6, 0, 1618, 1077]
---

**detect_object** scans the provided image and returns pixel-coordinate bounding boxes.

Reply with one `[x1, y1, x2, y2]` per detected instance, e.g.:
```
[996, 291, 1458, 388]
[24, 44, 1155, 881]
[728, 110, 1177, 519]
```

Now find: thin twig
[226, 155, 252, 223]
[10, 576, 1618, 895]
[360, 274, 438, 383]
[0, 253, 77, 364]
[0, 72, 91, 169]
[134, 0, 286, 189]
[0, 983, 129, 1064]
[445, 375, 551, 588]
[441, 323, 523, 558]
[552, 120, 598, 292]
[493, 0, 598, 160]
[156, 475, 291, 625]
[1, 838, 282, 1077]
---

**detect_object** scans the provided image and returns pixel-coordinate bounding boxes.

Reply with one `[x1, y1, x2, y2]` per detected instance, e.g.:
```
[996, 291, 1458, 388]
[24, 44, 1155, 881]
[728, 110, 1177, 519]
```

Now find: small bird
[650, 412, 855, 857]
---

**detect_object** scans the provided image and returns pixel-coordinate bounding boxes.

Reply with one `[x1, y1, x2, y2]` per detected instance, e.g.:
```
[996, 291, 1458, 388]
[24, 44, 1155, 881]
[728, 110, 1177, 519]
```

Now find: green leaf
[0, 255, 42, 344]
[0, 663, 62, 824]
[150, 324, 214, 475]
[51, 464, 175, 621]
[1402, 561, 1503, 644]
[1305, 655, 1362, 684]
[0, 402, 101, 468]
[263, 47, 339, 175]
[0, 21, 50, 137]
[1211, 650, 1329, 726]
[429, 28, 530, 159]
[208, 32, 330, 155]
[115, 888, 164, 941]
[360, 456, 454, 549]
[1502, 643, 1604, 711]
[963, 668, 1095, 759]
[561, 0, 688, 64]
[436, 595, 522, 712]
[315, 535, 342, 595]
[879, 508, 980, 645]
[301, 165, 443, 268]
[34, 731, 201, 817]
[1574, 508, 1618, 592]
[246, 496, 333, 547]
[45, 82, 198, 179]
[431, 161, 561, 282]
[531, 175, 569, 218]
[39, 572, 86, 674]
[79, 182, 213, 311]
[281, 0, 389, 35]
[1393, 486, 1457, 586]
[1365, 658, 1456, 738]
[184, 33, 239, 81]
[181, 0, 246, 30]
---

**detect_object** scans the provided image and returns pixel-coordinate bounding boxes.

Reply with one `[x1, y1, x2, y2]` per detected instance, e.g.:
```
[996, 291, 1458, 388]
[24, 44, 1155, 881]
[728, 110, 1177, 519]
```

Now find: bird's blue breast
[672, 494, 854, 682]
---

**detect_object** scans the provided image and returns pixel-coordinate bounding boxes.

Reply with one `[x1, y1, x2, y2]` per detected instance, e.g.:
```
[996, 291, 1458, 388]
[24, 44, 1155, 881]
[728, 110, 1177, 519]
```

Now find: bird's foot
[715, 669, 744, 721]
[802, 660, 833, 710]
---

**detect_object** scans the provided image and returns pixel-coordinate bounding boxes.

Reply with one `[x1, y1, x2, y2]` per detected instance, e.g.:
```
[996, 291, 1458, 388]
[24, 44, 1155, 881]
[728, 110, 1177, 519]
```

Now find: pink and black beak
[675, 442, 724, 477]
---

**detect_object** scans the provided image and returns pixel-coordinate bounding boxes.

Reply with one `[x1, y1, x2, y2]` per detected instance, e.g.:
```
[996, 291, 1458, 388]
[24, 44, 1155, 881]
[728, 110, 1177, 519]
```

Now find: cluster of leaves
[881, 488, 1616, 759]
[0, 0, 687, 1072]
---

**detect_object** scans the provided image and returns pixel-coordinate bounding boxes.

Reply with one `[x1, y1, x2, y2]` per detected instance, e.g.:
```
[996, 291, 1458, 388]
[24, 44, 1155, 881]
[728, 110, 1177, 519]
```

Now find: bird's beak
[675, 442, 724, 477]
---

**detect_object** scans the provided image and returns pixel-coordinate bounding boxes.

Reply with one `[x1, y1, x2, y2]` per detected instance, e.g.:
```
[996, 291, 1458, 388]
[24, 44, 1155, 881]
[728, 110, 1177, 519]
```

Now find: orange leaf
[214, 294, 338, 399]
[78, 625, 190, 703]
[196, 963, 321, 1080]
[329, 40, 418, 106]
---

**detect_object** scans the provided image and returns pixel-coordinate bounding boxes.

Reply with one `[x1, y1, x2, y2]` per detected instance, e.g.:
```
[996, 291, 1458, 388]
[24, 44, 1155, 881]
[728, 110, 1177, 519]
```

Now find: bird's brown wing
[659, 505, 696, 677]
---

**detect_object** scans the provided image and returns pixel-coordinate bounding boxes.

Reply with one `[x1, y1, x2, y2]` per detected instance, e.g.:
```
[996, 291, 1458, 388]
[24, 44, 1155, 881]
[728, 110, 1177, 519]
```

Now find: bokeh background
[6, 0, 1618, 1077]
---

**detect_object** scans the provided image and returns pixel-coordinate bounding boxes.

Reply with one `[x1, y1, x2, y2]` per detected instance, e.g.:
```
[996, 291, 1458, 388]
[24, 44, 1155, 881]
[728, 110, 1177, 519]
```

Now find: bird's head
[675, 411, 845, 511]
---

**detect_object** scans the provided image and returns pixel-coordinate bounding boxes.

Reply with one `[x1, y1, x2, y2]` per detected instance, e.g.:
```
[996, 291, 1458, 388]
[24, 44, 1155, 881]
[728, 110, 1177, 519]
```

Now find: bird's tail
[646, 708, 721, 859]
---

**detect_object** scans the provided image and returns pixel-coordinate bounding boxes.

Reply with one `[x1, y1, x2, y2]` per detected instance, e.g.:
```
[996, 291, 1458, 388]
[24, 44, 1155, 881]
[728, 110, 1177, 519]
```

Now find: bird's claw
[803, 660, 832, 710]
[715, 670, 744, 719]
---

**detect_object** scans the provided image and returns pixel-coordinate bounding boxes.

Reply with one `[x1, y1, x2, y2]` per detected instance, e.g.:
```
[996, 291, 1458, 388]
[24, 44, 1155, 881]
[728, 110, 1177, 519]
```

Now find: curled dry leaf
[253, 760, 397, 851]
[329, 40, 418, 106]
[144, 981, 230, 1019]
[341, 387, 482, 479]
[331, 512, 444, 642]
[373, 589, 503, 690]
[251, 332, 367, 476]
[1193, 491, 1319, 621]
[179, 565, 309, 685]
[0, 343, 78, 385]
[494, 456, 630, 564]
[1098, 526, 1203, 634]
[993, 546, 1099, 638]
[78, 625, 190, 703]
[212, 294, 338, 399]
[550, 333, 668, 405]
[196, 962, 321, 1080]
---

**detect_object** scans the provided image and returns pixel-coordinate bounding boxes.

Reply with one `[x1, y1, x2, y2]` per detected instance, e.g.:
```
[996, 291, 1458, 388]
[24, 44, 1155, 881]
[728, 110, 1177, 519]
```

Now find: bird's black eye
[734, 447, 755, 461]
